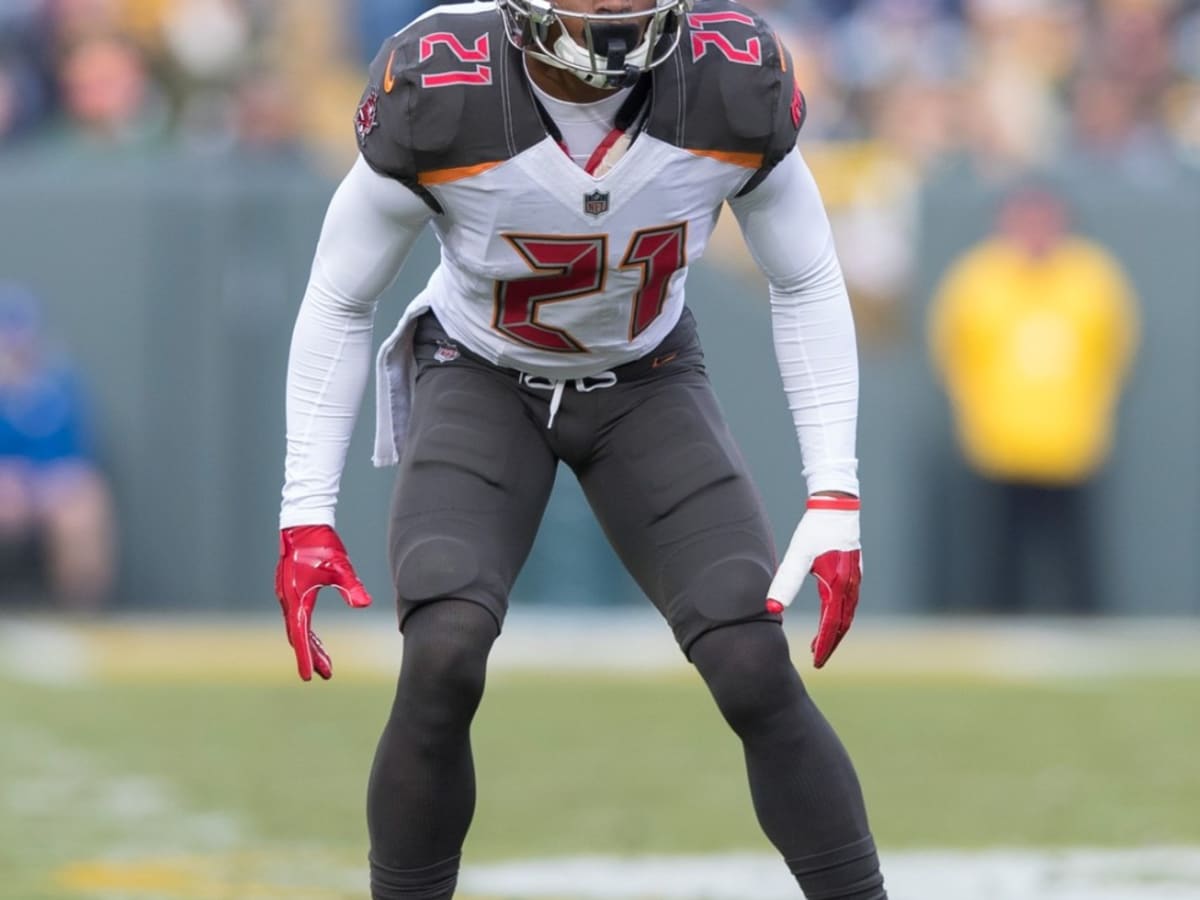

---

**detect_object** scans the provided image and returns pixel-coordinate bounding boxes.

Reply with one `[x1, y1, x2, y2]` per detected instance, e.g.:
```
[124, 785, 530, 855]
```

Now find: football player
[275, 0, 887, 896]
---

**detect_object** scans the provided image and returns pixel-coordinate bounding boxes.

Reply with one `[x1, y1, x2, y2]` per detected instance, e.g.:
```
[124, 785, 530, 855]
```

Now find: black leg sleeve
[690, 621, 887, 900]
[366, 599, 499, 899]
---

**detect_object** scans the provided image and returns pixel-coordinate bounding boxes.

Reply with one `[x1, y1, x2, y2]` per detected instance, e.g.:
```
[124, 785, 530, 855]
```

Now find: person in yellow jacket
[928, 186, 1139, 613]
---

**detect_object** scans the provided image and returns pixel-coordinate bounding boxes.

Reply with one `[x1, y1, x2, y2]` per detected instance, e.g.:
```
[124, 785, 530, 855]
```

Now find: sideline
[2, 613, 1200, 683]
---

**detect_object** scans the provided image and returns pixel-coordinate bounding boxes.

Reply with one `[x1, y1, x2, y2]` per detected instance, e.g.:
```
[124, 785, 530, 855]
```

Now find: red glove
[765, 496, 862, 668]
[275, 525, 372, 681]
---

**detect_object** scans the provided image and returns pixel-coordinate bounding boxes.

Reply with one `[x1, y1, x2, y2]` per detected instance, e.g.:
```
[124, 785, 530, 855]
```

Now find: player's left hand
[765, 496, 862, 669]
[275, 524, 373, 681]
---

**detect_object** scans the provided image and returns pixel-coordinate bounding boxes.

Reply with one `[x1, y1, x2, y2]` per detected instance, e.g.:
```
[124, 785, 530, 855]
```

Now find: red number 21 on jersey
[418, 33, 492, 88]
[494, 224, 688, 353]
[687, 12, 763, 65]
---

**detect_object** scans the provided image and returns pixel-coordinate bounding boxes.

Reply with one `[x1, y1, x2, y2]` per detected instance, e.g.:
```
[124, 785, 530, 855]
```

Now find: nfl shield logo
[583, 190, 609, 217]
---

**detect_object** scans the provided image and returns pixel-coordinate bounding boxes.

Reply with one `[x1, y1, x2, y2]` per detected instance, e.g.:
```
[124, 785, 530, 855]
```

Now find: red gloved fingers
[276, 554, 319, 681]
[328, 558, 373, 609]
[810, 549, 862, 668]
[278, 586, 333, 681]
[309, 630, 333, 680]
[282, 593, 316, 681]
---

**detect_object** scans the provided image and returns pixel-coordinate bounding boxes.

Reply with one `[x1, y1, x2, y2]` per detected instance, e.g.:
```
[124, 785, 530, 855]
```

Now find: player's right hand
[274, 525, 373, 681]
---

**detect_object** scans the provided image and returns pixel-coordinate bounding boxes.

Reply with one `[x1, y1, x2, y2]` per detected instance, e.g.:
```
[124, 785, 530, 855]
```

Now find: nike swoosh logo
[383, 48, 397, 94]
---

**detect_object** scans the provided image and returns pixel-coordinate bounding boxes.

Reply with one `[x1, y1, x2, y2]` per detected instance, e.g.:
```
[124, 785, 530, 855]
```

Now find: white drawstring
[548, 379, 566, 429]
[518, 371, 618, 429]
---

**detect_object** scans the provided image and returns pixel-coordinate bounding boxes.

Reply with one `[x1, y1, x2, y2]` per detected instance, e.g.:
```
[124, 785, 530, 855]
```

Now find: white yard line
[0, 619, 92, 684]
[460, 850, 1200, 899]
[40, 848, 1200, 899]
[3, 723, 244, 861]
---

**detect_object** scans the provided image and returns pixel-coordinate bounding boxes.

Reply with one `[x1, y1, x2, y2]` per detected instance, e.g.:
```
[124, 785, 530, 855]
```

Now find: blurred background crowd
[1, 0, 1197, 617]
[3, 0, 1198, 324]
[2, 0, 1198, 174]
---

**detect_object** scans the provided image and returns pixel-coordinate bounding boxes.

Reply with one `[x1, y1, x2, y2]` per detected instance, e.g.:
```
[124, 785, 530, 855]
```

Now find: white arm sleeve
[728, 150, 860, 496]
[280, 155, 433, 528]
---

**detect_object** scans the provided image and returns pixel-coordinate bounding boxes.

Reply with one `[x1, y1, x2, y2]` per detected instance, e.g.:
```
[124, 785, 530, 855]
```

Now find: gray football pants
[388, 307, 779, 653]
[368, 310, 886, 899]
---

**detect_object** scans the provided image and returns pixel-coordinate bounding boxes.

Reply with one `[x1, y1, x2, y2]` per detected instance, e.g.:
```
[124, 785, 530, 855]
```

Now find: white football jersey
[418, 134, 744, 377]
[357, 0, 802, 377]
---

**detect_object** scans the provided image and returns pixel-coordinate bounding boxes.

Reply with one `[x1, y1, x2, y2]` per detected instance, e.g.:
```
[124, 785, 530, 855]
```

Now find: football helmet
[498, 0, 693, 89]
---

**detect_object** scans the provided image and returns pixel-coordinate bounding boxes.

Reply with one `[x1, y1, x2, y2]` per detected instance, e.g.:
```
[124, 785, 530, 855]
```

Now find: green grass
[2, 670, 1199, 898]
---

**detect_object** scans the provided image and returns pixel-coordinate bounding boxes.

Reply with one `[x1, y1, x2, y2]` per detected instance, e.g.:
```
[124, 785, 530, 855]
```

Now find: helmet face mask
[499, 0, 693, 89]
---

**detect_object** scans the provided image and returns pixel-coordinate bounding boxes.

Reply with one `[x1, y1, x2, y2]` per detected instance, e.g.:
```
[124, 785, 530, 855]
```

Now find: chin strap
[552, 23, 650, 89]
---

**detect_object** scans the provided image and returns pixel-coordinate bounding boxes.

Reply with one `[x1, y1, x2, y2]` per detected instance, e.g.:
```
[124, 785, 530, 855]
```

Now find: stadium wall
[0, 153, 1196, 615]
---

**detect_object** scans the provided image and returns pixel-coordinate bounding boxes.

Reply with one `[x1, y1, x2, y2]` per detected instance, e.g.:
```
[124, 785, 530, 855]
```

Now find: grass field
[2, 615, 1199, 899]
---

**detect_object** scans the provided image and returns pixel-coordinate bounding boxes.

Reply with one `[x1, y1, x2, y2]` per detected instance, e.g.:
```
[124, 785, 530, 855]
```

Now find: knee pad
[660, 542, 776, 656]
[392, 535, 479, 602]
[686, 554, 773, 623]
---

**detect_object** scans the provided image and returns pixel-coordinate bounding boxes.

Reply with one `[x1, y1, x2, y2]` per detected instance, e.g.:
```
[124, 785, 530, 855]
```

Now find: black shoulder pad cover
[650, 0, 803, 176]
[355, 9, 528, 197]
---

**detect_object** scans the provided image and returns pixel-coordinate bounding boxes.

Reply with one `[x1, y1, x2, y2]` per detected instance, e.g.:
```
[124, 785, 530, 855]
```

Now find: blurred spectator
[50, 31, 169, 151]
[0, 56, 55, 147]
[0, 63, 22, 143]
[156, 0, 252, 150]
[1066, 66, 1181, 187]
[226, 67, 306, 158]
[927, 187, 1139, 614]
[159, 0, 250, 81]
[0, 0, 56, 145]
[0, 284, 116, 612]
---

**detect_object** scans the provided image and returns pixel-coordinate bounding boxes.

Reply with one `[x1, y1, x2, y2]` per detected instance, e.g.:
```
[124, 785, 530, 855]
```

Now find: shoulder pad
[355, 4, 542, 202]
[648, 0, 803, 173]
